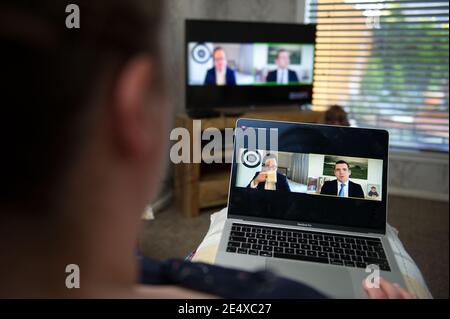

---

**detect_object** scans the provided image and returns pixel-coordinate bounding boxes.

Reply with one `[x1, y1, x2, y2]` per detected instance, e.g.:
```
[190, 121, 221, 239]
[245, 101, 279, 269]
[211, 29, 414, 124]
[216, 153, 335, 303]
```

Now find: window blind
[305, 0, 449, 152]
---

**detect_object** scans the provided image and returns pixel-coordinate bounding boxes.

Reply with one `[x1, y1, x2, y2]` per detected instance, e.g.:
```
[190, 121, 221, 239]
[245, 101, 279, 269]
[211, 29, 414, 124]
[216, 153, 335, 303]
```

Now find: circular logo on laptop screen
[241, 150, 261, 168]
[191, 43, 212, 64]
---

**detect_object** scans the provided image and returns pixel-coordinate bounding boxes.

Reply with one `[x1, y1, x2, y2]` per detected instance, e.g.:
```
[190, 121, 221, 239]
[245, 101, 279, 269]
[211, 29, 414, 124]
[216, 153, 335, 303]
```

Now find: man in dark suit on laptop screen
[204, 47, 236, 86]
[266, 49, 299, 84]
[320, 160, 365, 199]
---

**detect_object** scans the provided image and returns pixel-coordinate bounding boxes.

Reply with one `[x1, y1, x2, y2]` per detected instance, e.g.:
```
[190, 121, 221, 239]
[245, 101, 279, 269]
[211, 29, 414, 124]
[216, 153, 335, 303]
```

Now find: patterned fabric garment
[138, 256, 326, 299]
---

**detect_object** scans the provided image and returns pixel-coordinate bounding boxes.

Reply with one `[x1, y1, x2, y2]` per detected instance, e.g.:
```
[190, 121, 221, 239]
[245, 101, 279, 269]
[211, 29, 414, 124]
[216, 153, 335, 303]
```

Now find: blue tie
[339, 183, 345, 197]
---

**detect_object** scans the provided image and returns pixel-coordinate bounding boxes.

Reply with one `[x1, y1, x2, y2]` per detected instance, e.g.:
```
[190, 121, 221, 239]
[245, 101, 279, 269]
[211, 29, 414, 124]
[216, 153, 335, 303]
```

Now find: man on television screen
[266, 49, 299, 84]
[320, 160, 365, 198]
[204, 47, 236, 86]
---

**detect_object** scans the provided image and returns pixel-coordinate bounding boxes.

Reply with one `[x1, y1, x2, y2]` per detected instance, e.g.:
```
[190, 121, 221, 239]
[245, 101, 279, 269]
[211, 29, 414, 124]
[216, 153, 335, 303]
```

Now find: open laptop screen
[228, 119, 389, 234]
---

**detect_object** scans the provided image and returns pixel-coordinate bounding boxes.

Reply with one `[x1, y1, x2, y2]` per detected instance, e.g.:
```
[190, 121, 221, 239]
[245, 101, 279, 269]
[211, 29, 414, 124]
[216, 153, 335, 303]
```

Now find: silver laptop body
[215, 119, 406, 298]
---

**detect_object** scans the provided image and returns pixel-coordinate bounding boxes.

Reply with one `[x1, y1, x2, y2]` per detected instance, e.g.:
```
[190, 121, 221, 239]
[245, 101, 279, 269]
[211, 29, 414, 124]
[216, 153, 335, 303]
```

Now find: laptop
[215, 118, 406, 298]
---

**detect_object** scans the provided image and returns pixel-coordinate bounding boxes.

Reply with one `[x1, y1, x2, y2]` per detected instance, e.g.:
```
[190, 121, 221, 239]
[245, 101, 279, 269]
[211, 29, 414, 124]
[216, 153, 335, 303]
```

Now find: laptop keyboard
[226, 223, 391, 271]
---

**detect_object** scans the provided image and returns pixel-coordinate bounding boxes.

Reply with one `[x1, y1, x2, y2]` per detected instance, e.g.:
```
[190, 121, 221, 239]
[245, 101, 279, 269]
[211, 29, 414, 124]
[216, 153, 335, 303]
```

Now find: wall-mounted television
[185, 19, 316, 114]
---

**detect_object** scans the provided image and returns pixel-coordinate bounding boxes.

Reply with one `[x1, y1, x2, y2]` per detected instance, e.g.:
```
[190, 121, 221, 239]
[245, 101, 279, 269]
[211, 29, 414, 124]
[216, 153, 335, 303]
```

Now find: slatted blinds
[305, 0, 449, 152]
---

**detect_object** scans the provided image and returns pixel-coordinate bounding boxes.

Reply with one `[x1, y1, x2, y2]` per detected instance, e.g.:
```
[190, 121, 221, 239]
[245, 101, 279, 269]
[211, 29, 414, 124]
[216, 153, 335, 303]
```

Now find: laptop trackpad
[266, 259, 354, 298]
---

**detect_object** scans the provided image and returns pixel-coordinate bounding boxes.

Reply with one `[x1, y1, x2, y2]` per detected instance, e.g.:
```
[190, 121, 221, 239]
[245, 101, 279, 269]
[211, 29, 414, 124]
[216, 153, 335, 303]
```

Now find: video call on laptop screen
[236, 150, 383, 201]
[228, 120, 389, 234]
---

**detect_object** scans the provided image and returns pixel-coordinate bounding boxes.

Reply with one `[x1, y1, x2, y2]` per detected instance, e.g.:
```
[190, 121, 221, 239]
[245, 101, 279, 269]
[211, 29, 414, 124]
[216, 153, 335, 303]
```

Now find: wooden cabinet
[174, 109, 325, 217]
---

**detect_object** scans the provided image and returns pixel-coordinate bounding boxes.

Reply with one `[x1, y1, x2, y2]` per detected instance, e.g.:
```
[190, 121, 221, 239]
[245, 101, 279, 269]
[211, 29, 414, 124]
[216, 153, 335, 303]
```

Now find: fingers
[363, 279, 387, 299]
[379, 278, 405, 299]
[363, 277, 416, 299]
[257, 172, 267, 181]
[393, 283, 416, 299]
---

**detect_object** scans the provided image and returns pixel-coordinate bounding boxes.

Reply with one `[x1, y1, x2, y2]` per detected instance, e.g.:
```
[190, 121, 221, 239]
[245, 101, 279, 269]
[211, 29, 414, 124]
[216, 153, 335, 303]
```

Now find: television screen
[188, 42, 315, 86]
[185, 20, 316, 111]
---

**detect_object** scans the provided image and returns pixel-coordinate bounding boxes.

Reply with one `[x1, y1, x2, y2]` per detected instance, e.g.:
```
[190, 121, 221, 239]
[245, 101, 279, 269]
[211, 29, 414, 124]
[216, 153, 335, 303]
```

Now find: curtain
[290, 153, 309, 184]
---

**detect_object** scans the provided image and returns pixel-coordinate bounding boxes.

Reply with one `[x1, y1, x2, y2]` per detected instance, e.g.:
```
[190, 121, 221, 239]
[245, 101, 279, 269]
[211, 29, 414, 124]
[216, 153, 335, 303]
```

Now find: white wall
[389, 150, 449, 202]
[299, 45, 314, 82]
[308, 154, 325, 177]
[236, 162, 261, 188]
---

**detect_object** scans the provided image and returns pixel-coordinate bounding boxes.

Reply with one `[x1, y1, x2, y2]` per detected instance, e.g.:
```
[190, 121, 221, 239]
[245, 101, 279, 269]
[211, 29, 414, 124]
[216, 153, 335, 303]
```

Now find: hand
[254, 172, 267, 184]
[363, 277, 416, 299]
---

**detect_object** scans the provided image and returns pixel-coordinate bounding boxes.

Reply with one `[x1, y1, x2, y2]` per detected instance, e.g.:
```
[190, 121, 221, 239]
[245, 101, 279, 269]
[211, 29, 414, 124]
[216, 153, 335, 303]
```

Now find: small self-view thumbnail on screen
[188, 42, 314, 86]
[236, 149, 383, 201]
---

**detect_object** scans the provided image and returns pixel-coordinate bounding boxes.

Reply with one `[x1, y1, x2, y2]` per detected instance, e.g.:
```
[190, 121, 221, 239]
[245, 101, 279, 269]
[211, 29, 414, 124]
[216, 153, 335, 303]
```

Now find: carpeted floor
[138, 195, 449, 298]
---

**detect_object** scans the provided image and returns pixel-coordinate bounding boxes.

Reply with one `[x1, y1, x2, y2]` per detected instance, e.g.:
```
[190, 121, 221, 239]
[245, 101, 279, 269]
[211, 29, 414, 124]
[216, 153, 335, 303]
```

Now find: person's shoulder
[289, 69, 299, 79]
[349, 180, 362, 187]
[321, 180, 335, 190]
[266, 70, 276, 81]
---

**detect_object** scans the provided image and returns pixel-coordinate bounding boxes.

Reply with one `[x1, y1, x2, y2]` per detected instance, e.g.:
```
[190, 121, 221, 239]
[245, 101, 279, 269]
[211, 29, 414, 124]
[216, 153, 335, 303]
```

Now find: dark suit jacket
[204, 67, 236, 85]
[266, 69, 299, 83]
[320, 179, 365, 199]
[247, 172, 291, 192]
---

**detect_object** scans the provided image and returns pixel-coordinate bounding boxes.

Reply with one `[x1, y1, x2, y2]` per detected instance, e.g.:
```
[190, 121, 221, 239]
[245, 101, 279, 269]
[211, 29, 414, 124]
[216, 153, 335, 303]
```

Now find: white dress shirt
[277, 68, 288, 84]
[251, 180, 276, 190]
[215, 69, 226, 85]
[337, 180, 349, 197]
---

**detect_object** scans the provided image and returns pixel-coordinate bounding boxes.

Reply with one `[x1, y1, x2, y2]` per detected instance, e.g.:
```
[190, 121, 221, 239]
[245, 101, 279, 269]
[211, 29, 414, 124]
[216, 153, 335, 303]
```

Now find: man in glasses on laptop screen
[247, 154, 291, 192]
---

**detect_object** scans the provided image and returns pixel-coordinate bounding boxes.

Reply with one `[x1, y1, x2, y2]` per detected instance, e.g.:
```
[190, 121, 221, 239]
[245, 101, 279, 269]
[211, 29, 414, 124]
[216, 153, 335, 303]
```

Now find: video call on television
[235, 149, 383, 201]
[188, 42, 315, 87]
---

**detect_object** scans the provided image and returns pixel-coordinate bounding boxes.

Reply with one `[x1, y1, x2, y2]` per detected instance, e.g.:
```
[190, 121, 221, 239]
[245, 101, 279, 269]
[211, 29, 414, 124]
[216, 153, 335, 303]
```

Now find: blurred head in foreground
[0, 0, 171, 297]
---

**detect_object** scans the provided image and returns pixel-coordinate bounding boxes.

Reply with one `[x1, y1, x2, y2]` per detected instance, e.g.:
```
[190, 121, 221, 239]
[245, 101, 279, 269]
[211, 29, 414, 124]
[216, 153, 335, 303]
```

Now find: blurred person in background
[324, 104, 350, 127]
